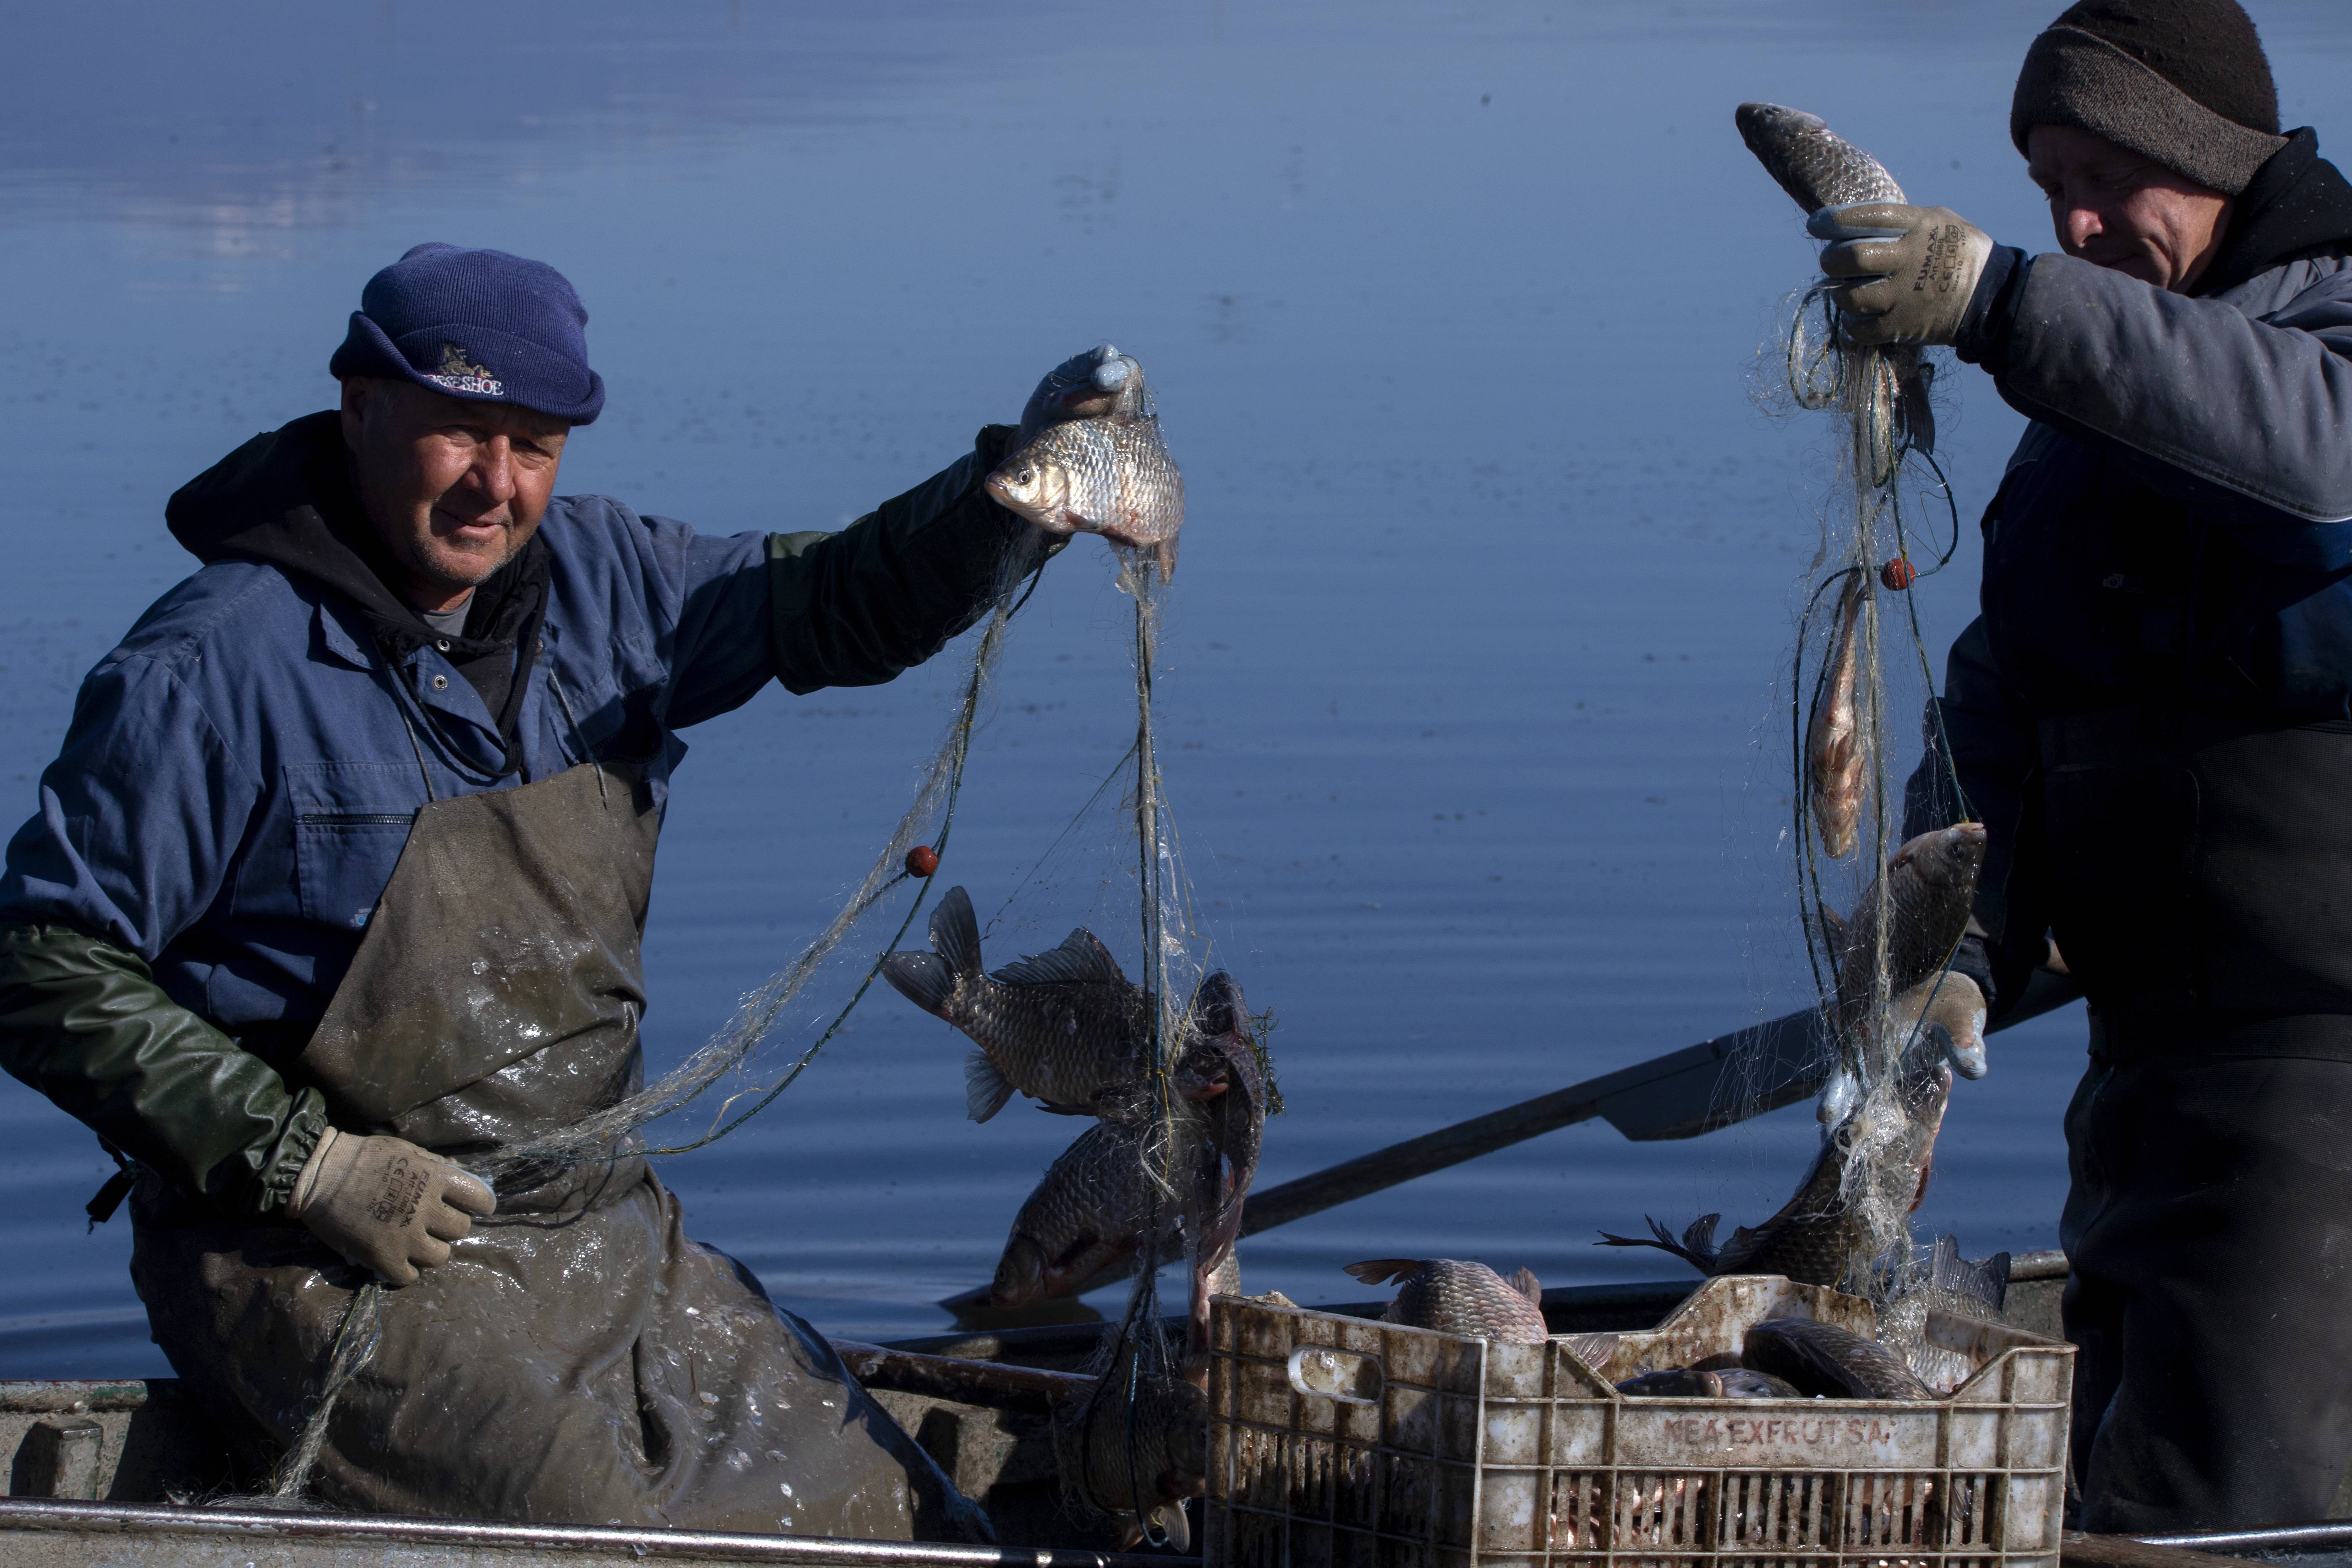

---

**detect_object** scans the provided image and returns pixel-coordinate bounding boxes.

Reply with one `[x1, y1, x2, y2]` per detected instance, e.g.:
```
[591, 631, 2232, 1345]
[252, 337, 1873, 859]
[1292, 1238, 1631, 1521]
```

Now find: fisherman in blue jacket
[1818, 0, 2352, 1533]
[0, 242, 1122, 1535]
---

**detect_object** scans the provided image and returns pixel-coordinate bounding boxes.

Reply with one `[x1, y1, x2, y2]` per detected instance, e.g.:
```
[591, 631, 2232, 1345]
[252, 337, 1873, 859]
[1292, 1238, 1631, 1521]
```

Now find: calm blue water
[3, 0, 2347, 1377]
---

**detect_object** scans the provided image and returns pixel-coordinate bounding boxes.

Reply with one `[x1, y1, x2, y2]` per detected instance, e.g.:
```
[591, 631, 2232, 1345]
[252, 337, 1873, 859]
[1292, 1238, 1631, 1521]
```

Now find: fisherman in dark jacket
[0, 242, 1121, 1535]
[1814, 0, 2352, 1534]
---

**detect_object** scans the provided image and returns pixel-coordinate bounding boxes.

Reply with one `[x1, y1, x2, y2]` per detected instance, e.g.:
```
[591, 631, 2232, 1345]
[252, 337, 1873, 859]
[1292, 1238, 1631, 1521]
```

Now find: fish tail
[879, 952, 957, 1017]
[1342, 1258, 1420, 1287]
[1152, 1502, 1192, 1554]
[1595, 1215, 1720, 1275]
[929, 884, 983, 978]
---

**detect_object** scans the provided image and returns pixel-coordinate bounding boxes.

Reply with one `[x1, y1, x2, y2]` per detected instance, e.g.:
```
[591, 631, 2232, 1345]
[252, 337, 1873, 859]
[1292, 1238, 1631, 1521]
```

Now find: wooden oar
[829, 1339, 1089, 1415]
[940, 969, 2082, 1317]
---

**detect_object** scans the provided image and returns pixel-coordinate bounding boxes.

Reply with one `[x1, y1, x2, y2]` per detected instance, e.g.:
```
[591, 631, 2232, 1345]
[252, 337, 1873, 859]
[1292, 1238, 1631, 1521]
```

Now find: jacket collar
[2196, 128, 2352, 297]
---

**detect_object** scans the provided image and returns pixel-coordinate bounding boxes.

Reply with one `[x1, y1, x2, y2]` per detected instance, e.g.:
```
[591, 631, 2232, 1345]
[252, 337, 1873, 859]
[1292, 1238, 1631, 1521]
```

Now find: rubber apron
[2039, 706, 2352, 1531]
[129, 759, 976, 1539]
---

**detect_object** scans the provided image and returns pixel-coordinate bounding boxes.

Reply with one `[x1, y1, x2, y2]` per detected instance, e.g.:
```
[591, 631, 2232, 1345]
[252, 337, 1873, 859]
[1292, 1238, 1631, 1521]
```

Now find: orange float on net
[906, 845, 940, 878]
[1880, 556, 1918, 591]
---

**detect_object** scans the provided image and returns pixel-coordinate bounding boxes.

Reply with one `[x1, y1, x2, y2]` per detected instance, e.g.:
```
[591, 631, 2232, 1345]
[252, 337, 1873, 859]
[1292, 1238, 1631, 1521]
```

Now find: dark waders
[2042, 707, 2352, 1531]
[128, 759, 975, 1537]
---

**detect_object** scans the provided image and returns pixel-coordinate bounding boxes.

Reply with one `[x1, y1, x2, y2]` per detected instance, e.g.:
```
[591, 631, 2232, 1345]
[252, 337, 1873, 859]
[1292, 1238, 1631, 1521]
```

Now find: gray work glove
[285, 1127, 496, 1286]
[1810, 202, 1995, 348]
[1017, 342, 1147, 446]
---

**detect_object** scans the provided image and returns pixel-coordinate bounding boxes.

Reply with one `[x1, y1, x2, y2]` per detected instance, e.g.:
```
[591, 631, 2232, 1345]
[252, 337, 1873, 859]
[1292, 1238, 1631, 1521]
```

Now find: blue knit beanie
[328, 243, 604, 425]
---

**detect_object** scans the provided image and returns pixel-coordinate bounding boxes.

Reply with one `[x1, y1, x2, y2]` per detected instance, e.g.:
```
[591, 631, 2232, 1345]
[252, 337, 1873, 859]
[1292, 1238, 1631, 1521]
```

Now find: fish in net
[1736, 102, 1984, 1295]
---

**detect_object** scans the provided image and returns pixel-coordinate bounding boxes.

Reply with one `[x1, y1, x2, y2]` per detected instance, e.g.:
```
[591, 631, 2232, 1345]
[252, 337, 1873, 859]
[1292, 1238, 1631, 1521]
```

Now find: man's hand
[1017, 343, 1146, 446]
[1811, 202, 1995, 348]
[286, 1127, 496, 1286]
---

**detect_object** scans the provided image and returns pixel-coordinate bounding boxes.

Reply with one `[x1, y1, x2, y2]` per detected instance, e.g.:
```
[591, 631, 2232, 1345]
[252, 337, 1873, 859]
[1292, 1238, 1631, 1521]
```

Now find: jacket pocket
[286, 762, 424, 933]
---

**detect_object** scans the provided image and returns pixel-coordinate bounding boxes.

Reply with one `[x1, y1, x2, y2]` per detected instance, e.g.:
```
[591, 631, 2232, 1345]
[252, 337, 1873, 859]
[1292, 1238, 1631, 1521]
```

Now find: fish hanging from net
[1737, 103, 1984, 1295]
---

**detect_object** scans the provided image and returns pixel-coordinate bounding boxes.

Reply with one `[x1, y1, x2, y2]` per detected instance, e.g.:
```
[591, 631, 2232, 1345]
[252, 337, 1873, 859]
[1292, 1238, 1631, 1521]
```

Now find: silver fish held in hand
[987, 393, 1185, 578]
[1806, 574, 1867, 859]
[1735, 100, 1935, 461]
[1343, 1258, 1549, 1344]
[1735, 102, 1905, 212]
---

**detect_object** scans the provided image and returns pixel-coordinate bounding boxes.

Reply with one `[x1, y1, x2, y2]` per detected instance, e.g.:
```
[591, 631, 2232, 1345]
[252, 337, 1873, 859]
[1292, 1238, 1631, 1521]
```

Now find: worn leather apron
[129, 760, 972, 1538]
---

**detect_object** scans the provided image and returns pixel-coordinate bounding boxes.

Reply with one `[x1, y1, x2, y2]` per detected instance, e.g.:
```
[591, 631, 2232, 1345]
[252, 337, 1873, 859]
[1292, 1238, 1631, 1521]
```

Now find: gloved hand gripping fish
[1736, 102, 1935, 463]
[986, 343, 1185, 579]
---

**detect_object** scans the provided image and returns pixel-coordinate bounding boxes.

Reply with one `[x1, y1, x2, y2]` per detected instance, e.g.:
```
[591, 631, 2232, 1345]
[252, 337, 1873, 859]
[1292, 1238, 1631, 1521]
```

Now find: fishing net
[266, 377, 1234, 1520]
[1772, 283, 1969, 1295]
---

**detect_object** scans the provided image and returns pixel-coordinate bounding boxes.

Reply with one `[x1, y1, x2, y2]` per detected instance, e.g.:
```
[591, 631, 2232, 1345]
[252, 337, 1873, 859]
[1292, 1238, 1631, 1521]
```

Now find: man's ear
[339, 377, 372, 453]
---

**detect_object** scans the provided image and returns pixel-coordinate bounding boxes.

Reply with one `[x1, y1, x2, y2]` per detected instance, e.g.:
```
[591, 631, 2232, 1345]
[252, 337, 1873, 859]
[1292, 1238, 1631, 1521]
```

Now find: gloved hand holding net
[286, 1127, 497, 1286]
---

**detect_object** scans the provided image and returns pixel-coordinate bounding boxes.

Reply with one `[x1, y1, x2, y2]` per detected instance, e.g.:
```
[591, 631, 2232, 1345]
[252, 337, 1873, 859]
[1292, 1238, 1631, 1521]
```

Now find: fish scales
[1743, 1316, 1935, 1401]
[1832, 824, 1987, 1047]
[1807, 575, 1866, 859]
[880, 886, 1150, 1122]
[987, 412, 1185, 578]
[1735, 103, 1906, 214]
[991, 1119, 1180, 1307]
[1344, 1258, 1549, 1344]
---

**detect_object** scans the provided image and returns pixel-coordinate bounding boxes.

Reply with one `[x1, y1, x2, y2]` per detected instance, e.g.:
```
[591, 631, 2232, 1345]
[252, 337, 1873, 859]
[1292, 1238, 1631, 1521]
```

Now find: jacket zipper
[295, 811, 417, 827]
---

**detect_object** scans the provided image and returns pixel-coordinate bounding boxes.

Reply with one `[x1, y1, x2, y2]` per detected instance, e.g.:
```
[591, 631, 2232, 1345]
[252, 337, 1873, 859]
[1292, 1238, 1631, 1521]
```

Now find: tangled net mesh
[1772, 283, 1968, 1296]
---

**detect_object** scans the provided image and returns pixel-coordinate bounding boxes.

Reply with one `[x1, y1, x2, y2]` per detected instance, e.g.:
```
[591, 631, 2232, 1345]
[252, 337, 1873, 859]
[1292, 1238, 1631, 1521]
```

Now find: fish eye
[1016, 466, 1037, 484]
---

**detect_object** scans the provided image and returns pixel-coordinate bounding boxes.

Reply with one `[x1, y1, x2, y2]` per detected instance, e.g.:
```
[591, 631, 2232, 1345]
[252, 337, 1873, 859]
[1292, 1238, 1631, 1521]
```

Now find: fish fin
[1974, 1251, 2013, 1312]
[991, 1237, 1048, 1306]
[1714, 1221, 1773, 1274]
[1342, 1258, 1420, 1287]
[994, 927, 1129, 987]
[929, 885, 982, 977]
[1152, 1501, 1191, 1554]
[1594, 1216, 1717, 1275]
[1924, 1234, 2011, 1314]
[1507, 1266, 1543, 1308]
[879, 951, 956, 1018]
[965, 1050, 1016, 1123]
[1155, 535, 1178, 583]
[1032, 1098, 1095, 1116]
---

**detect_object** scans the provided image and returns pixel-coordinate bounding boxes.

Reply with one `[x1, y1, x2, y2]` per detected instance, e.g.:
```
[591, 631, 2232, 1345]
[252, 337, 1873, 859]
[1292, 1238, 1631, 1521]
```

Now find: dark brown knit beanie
[2011, 0, 2286, 194]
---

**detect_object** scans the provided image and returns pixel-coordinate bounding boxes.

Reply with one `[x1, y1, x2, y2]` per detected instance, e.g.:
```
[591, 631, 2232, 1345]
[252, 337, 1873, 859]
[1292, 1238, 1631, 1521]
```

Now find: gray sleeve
[1995, 253, 2352, 530]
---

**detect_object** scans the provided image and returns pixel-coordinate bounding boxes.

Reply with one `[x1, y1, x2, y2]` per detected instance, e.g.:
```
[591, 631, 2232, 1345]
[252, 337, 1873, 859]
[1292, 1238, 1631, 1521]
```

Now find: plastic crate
[1205, 1274, 2072, 1568]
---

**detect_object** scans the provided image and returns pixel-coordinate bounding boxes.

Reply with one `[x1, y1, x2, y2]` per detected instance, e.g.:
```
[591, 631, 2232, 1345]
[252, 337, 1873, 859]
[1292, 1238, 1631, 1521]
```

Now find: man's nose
[467, 437, 519, 505]
[2063, 198, 2104, 253]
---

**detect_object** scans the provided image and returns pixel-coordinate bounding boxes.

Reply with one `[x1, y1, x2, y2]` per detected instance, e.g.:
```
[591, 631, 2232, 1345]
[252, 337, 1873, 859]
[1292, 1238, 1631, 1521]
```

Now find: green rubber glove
[286, 1127, 496, 1286]
[1811, 202, 1995, 348]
